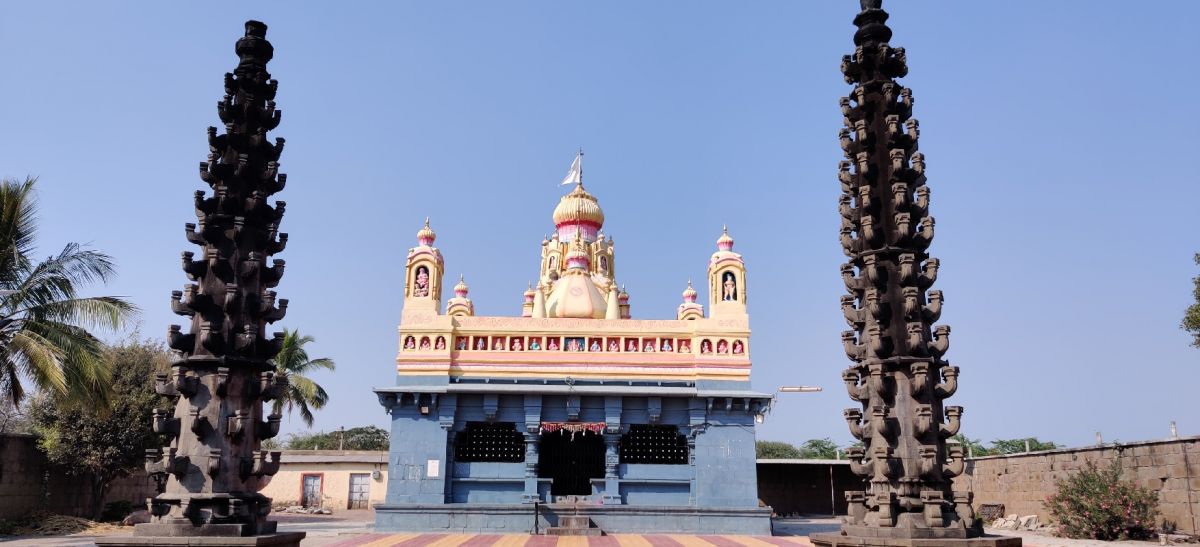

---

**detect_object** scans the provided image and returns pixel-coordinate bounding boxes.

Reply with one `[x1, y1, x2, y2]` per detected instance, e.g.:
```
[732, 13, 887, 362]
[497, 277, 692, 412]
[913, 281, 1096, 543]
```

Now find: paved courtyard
[0, 515, 1169, 547]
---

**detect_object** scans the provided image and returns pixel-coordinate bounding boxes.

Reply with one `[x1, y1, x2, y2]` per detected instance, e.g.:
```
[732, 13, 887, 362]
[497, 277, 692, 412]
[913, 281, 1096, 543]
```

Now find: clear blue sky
[2, 2, 1197, 449]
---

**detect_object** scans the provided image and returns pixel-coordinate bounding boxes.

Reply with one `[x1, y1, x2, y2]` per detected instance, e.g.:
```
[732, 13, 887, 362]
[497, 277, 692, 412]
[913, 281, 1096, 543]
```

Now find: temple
[374, 172, 773, 534]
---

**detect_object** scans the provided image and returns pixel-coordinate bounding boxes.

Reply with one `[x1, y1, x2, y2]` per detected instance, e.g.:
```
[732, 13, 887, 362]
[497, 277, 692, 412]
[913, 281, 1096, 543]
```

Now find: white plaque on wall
[426, 459, 440, 478]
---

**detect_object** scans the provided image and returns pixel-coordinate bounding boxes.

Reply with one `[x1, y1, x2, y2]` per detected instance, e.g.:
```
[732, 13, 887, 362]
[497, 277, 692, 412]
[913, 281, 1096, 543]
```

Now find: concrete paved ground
[0, 514, 1179, 547]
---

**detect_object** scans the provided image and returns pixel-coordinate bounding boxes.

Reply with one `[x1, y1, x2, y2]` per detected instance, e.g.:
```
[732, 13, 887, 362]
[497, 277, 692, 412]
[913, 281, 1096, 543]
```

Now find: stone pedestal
[95, 531, 304, 547]
[811, 532, 1019, 547]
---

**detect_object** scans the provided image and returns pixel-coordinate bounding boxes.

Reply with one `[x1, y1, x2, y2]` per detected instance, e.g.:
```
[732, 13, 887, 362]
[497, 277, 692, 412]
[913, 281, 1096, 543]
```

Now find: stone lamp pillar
[812, 2, 1018, 547]
[99, 20, 303, 547]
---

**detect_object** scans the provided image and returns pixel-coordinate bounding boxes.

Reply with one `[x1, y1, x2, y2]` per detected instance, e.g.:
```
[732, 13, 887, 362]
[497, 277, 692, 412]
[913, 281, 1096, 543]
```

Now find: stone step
[546, 527, 603, 536]
[558, 516, 591, 528]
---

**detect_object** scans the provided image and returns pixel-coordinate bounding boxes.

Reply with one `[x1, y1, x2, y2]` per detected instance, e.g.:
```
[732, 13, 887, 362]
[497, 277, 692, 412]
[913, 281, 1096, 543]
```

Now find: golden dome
[417, 217, 436, 244]
[552, 184, 605, 227]
[682, 280, 697, 301]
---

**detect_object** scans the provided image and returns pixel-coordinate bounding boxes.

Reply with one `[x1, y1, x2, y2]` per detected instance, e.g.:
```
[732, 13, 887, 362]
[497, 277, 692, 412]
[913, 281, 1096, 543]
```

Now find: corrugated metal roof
[279, 450, 387, 464]
[755, 458, 850, 465]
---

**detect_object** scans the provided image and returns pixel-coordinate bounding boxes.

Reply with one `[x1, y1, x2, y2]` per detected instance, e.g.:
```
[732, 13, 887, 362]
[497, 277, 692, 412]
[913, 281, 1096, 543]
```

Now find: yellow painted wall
[260, 460, 388, 510]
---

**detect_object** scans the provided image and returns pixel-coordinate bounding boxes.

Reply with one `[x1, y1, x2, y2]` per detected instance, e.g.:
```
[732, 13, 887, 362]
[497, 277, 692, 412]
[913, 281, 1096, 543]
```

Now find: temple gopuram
[374, 170, 773, 534]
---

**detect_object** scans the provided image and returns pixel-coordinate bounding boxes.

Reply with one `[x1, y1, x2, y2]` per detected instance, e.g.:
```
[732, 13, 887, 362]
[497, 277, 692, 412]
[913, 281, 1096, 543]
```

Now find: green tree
[286, 425, 389, 451]
[1183, 253, 1200, 347]
[270, 329, 335, 427]
[989, 437, 1058, 454]
[0, 177, 137, 406]
[756, 440, 803, 459]
[797, 438, 840, 459]
[952, 434, 992, 457]
[28, 338, 171, 519]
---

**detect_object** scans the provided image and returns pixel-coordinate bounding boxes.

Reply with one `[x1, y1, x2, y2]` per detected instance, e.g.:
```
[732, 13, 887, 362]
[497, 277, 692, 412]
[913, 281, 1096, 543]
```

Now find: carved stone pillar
[602, 432, 622, 504]
[522, 430, 540, 503]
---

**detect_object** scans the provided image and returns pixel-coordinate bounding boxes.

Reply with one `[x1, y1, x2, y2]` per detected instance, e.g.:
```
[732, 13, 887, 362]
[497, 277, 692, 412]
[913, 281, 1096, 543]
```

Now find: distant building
[258, 450, 388, 511]
[374, 173, 773, 533]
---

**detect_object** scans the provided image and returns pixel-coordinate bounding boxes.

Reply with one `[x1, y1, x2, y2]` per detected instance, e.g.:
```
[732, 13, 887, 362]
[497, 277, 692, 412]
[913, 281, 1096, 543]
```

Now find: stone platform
[374, 503, 773, 535]
[810, 532, 1021, 547]
[94, 532, 305, 546]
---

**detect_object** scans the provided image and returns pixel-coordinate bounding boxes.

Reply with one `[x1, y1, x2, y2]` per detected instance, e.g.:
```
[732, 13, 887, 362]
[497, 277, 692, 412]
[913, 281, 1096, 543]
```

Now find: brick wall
[0, 434, 157, 519]
[955, 436, 1200, 534]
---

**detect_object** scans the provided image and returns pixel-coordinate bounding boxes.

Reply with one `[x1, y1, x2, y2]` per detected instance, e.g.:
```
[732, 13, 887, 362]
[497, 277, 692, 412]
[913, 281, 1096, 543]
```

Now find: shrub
[99, 500, 134, 522]
[1044, 460, 1159, 540]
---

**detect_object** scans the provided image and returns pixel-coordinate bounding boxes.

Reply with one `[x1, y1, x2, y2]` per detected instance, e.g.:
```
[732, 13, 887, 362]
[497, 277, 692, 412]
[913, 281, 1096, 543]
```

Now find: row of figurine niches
[402, 334, 747, 355]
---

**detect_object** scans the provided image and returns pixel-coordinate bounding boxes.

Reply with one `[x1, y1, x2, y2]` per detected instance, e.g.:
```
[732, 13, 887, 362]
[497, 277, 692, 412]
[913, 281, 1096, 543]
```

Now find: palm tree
[0, 177, 137, 406]
[270, 329, 335, 427]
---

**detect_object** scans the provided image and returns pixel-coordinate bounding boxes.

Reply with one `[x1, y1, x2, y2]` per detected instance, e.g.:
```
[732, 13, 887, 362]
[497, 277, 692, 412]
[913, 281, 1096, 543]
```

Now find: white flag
[559, 151, 582, 186]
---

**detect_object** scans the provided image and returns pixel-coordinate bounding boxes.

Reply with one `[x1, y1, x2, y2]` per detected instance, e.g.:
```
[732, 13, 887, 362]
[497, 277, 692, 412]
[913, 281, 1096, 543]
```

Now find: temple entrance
[538, 430, 605, 497]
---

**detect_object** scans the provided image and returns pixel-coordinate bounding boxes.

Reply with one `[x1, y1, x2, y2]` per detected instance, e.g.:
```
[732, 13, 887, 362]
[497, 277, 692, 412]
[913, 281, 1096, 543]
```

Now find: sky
[1, 1, 1198, 450]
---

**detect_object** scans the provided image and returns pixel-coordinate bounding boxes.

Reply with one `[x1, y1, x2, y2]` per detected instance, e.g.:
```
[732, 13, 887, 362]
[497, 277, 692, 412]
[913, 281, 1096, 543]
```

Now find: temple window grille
[454, 422, 525, 462]
[619, 425, 688, 464]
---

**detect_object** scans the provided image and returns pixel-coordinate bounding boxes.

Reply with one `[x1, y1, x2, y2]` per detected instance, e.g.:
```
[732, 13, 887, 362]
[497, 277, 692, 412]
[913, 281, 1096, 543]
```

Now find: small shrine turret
[708, 226, 748, 318]
[677, 280, 704, 320]
[405, 218, 445, 312]
[446, 275, 474, 317]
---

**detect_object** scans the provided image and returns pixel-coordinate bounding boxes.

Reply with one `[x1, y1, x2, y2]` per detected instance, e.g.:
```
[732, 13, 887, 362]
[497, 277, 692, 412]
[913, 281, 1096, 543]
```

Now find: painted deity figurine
[404, 336, 416, 349]
[680, 340, 691, 353]
[701, 340, 712, 354]
[661, 339, 673, 352]
[530, 338, 541, 350]
[643, 340, 655, 352]
[414, 266, 431, 297]
[475, 337, 486, 350]
[732, 341, 744, 354]
[456, 337, 467, 350]
[435, 337, 446, 350]
[419, 337, 431, 350]
[722, 271, 737, 301]
[717, 340, 728, 354]
[548, 338, 560, 351]
[589, 340, 601, 352]
[511, 338, 523, 351]
[607, 339, 619, 352]
[627, 339, 638, 352]
[493, 338, 504, 350]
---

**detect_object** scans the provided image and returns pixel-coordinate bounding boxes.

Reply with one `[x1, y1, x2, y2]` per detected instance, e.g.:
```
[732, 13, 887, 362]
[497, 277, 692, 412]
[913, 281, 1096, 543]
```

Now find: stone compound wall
[0, 434, 157, 519]
[955, 436, 1200, 534]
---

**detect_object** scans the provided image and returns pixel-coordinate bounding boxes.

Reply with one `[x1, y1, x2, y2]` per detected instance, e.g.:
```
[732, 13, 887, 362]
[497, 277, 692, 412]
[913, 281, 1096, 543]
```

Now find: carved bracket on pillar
[215, 367, 229, 397]
[188, 405, 209, 439]
[943, 444, 965, 478]
[377, 392, 397, 414]
[151, 409, 179, 437]
[483, 393, 499, 421]
[260, 371, 288, 402]
[145, 447, 188, 478]
[940, 406, 962, 438]
[921, 489, 946, 527]
[241, 450, 282, 479]
[911, 362, 930, 397]
[647, 397, 662, 424]
[256, 413, 282, 439]
[566, 394, 580, 421]
[207, 448, 222, 477]
[227, 409, 250, 442]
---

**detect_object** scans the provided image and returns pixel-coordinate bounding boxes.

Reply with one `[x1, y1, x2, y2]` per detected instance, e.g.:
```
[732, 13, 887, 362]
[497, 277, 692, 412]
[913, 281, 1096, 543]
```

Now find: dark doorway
[538, 431, 605, 496]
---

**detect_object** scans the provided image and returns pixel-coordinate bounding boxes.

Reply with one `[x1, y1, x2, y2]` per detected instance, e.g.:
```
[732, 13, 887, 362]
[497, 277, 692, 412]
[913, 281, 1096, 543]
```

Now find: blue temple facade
[374, 172, 773, 533]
